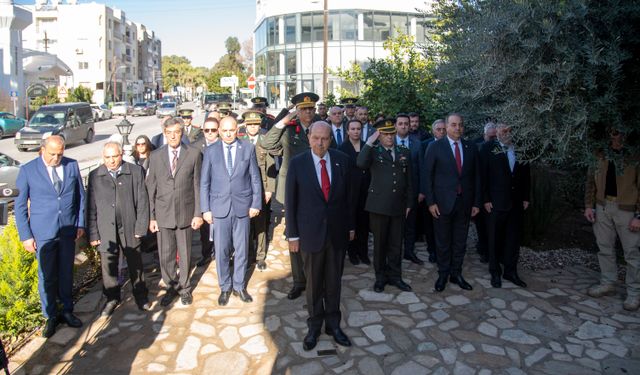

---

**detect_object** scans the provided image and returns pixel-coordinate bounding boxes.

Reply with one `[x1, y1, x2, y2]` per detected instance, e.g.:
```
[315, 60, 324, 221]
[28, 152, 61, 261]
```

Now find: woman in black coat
[339, 119, 371, 265]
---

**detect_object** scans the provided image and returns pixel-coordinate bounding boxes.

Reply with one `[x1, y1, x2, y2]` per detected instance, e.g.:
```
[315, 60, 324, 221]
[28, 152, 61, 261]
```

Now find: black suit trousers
[250, 200, 271, 262]
[486, 206, 523, 277]
[100, 230, 148, 304]
[348, 204, 369, 260]
[433, 197, 470, 277]
[369, 212, 404, 282]
[200, 221, 214, 259]
[403, 206, 418, 256]
[301, 239, 344, 332]
[423, 206, 437, 255]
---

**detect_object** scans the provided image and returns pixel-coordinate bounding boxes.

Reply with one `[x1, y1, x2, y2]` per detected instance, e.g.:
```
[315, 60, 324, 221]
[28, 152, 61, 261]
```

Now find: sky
[16, 0, 257, 68]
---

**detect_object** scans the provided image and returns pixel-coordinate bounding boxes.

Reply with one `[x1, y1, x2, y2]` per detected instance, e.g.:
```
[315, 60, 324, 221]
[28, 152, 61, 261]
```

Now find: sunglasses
[203, 128, 218, 133]
[135, 142, 147, 146]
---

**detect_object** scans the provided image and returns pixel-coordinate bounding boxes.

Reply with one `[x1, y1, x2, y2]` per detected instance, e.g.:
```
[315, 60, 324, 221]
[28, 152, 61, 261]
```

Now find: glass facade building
[253, 1, 430, 108]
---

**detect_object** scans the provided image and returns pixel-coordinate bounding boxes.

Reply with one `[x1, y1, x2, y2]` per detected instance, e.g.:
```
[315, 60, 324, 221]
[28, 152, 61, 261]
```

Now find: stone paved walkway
[9, 218, 640, 375]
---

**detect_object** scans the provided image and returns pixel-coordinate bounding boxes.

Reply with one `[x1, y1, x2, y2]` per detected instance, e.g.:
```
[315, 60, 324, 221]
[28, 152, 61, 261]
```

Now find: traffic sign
[9, 91, 18, 98]
[58, 86, 68, 99]
[247, 75, 256, 90]
[220, 76, 238, 88]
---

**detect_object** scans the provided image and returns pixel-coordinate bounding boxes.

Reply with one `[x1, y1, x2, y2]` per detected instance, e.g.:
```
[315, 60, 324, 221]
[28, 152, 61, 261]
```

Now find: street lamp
[115, 116, 134, 145]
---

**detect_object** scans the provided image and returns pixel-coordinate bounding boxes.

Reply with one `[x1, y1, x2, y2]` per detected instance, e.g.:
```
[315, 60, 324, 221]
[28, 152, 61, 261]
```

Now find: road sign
[247, 75, 256, 90]
[220, 76, 239, 88]
[58, 86, 68, 99]
[9, 91, 18, 98]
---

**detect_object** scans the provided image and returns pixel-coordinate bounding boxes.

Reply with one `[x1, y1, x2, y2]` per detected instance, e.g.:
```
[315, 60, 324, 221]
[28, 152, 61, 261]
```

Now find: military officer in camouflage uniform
[357, 118, 415, 293]
[260, 92, 320, 299]
[242, 110, 277, 271]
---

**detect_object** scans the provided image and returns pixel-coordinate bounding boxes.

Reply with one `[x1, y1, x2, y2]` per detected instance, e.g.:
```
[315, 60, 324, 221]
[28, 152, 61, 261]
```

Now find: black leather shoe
[287, 286, 305, 300]
[303, 330, 320, 351]
[373, 281, 385, 293]
[388, 279, 412, 292]
[348, 253, 360, 265]
[137, 302, 152, 311]
[218, 291, 231, 306]
[360, 256, 371, 265]
[160, 289, 178, 307]
[43, 317, 58, 338]
[233, 289, 253, 303]
[100, 300, 118, 317]
[434, 275, 448, 292]
[428, 252, 437, 263]
[256, 260, 267, 270]
[196, 257, 211, 267]
[450, 275, 473, 290]
[325, 327, 352, 347]
[180, 292, 193, 305]
[504, 274, 527, 288]
[61, 312, 82, 328]
[491, 274, 502, 288]
[404, 253, 425, 265]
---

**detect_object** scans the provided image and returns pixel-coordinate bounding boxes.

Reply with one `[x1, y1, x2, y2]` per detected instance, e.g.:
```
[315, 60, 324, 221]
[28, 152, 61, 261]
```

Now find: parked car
[111, 102, 132, 117]
[132, 102, 152, 116]
[0, 112, 26, 138]
[15, 102, 95, 151]
[90, 104, 112, 121]
[0, 152, 20, 190]
[156, 102, 178, 118]
[147, 100, 158, 109]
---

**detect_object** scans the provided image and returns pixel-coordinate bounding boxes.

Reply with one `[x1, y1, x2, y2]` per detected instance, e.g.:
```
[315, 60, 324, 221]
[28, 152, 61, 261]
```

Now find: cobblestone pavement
[9, 218, 640, 375]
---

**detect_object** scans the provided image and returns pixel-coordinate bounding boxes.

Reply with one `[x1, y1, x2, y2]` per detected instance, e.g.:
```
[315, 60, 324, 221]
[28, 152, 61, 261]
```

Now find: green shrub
[0, 217, 43, 339]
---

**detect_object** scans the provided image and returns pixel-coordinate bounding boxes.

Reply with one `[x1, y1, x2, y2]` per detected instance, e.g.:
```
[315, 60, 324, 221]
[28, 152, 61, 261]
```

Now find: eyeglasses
[135, 142, 146, 146]
[203, 128, 218, 133]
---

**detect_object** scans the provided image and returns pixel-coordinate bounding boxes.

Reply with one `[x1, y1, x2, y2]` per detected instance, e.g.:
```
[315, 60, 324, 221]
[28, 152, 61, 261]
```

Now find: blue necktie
[227, 144, 233, 175]
[51, 166, 62, 194]
[336, 128, 342, 145]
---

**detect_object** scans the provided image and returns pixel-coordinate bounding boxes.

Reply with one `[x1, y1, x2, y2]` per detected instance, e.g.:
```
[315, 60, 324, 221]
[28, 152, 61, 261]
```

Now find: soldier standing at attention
[260, 92, 320, 300]
[357, 119, 415, 293]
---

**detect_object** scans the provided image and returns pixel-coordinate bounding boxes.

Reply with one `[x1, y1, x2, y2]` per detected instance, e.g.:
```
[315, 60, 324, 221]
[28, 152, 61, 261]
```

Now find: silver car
[0, 152, 20, 190]
[111, 102, 131, 117]
[90, 104, 112, 121]
[156, 102, 177, 118]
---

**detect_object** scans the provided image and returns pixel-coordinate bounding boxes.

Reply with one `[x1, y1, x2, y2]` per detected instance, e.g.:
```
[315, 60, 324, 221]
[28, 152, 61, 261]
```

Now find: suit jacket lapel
[232, 141, 244, 176]
[307, 152, 324, 200]
[173, 144, 188, 176]
[36, 157, 57, 194]
[328, 152, 341, 201]
[159, 146, 171, 176]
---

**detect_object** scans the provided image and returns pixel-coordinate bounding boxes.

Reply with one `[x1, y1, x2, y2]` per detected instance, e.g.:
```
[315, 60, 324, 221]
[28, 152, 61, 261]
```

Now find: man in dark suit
[147, 117, 203, 306]
[420, 119, 447, 263]
[480, 123, 530, 288]
[424, 113, 482, 292]
[357, 106, 375, 142]
[328, 106, 345, 148]
[408, 112, 429, 141]
[191, 117, 219, 267]
[87, 142, 150, 316]
[201, 116, 262, 306]
[15, 135, 85, 338]
[286, 121, 354, 351]
[242, 111, 277, 271]
[395, 113, 425, 265]
[358, 119, 415, 293]
[473, 122, 498, 264]
[152, 116, 190, 148]
[260, 92, 320, 300]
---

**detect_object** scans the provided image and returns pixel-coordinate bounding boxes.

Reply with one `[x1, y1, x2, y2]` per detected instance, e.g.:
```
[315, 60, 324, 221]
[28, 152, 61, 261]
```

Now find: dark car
[132, 102, 153, 116]
[15, 102, 95, 151]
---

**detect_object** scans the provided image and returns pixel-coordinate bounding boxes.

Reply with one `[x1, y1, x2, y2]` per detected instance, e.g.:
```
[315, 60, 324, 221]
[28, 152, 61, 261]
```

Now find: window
[256, 53, 267, 76]
[391, 14, 408, 37]
[98, 15, 102, 26]
[373, 12, 391, 41]
[312, 13, 324, 42]
[415, 16, 428, 43]
[363, 12, 374, 40]
[286, 50, 296, 75]
[267, 18, 278, 46]
[255, 21, 267, 51]
[301, 14, 312, 42]
[285, 15, 296, 44]
[78, 62, 89, 69]
[267, 50, 278, 76]
[99, 37, 102, 48]
[108, 40, 111, 50]
[341, 12, 357, 40]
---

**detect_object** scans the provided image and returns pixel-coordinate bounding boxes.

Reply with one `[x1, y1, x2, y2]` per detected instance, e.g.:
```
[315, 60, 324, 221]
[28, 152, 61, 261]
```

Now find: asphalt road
[1, 102, 204, 172]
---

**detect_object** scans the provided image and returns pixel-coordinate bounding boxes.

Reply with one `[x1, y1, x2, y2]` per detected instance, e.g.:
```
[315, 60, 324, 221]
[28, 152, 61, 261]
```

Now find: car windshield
[113, 102, 126, 107]
[0, 154, 12, 167]
[134, 103, 146, 107]
[161, 103, 176, 108]
[29, 111, 66, 127]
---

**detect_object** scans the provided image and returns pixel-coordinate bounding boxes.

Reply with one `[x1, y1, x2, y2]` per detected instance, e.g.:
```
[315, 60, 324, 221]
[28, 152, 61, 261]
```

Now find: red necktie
[454, 142, 462, 194]
[320, 159, 330, 201]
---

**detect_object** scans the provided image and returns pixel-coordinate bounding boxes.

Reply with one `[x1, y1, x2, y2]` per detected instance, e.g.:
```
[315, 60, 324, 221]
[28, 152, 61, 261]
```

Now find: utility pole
[322, 0, 328, 98]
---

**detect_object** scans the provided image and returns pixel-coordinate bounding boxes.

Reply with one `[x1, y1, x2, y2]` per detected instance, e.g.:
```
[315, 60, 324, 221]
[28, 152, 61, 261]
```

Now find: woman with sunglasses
[132, 135, 153, 172]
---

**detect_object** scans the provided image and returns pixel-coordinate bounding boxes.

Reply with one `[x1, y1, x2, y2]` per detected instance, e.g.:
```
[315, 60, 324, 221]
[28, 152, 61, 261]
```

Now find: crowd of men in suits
[13, 90, 639, 345]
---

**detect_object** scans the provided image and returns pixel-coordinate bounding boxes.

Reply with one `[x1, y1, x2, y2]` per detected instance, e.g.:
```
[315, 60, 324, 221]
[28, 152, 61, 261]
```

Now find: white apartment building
[22, 0, 161, 104]
[254, 0, 433, 108]
[136, 22, 162, 101]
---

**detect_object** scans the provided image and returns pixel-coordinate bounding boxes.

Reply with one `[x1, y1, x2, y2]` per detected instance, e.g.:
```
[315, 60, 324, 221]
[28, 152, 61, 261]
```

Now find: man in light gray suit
[147, 117, 203, 307]
[201, 116, 262, 306]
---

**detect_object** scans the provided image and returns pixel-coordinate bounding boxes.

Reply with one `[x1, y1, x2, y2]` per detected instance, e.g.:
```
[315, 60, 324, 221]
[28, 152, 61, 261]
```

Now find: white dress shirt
[331, 124, 343, 144]
[396, 135, 411, 148]
[447, 136, 464, 165]
[500, 142, 516, 172]
[222, 141, 238, 169]
[167, 145, 181, 161]
[311, 150, 332, 186]
[42, 155, 64, 184]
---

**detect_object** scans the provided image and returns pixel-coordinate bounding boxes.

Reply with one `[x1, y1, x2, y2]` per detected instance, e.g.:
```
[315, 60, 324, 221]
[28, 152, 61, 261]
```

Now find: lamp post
[116, 115, 134, 162]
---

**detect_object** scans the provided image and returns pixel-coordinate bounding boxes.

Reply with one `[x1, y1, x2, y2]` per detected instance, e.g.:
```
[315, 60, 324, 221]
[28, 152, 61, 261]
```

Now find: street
[1, 103, 203, 172]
